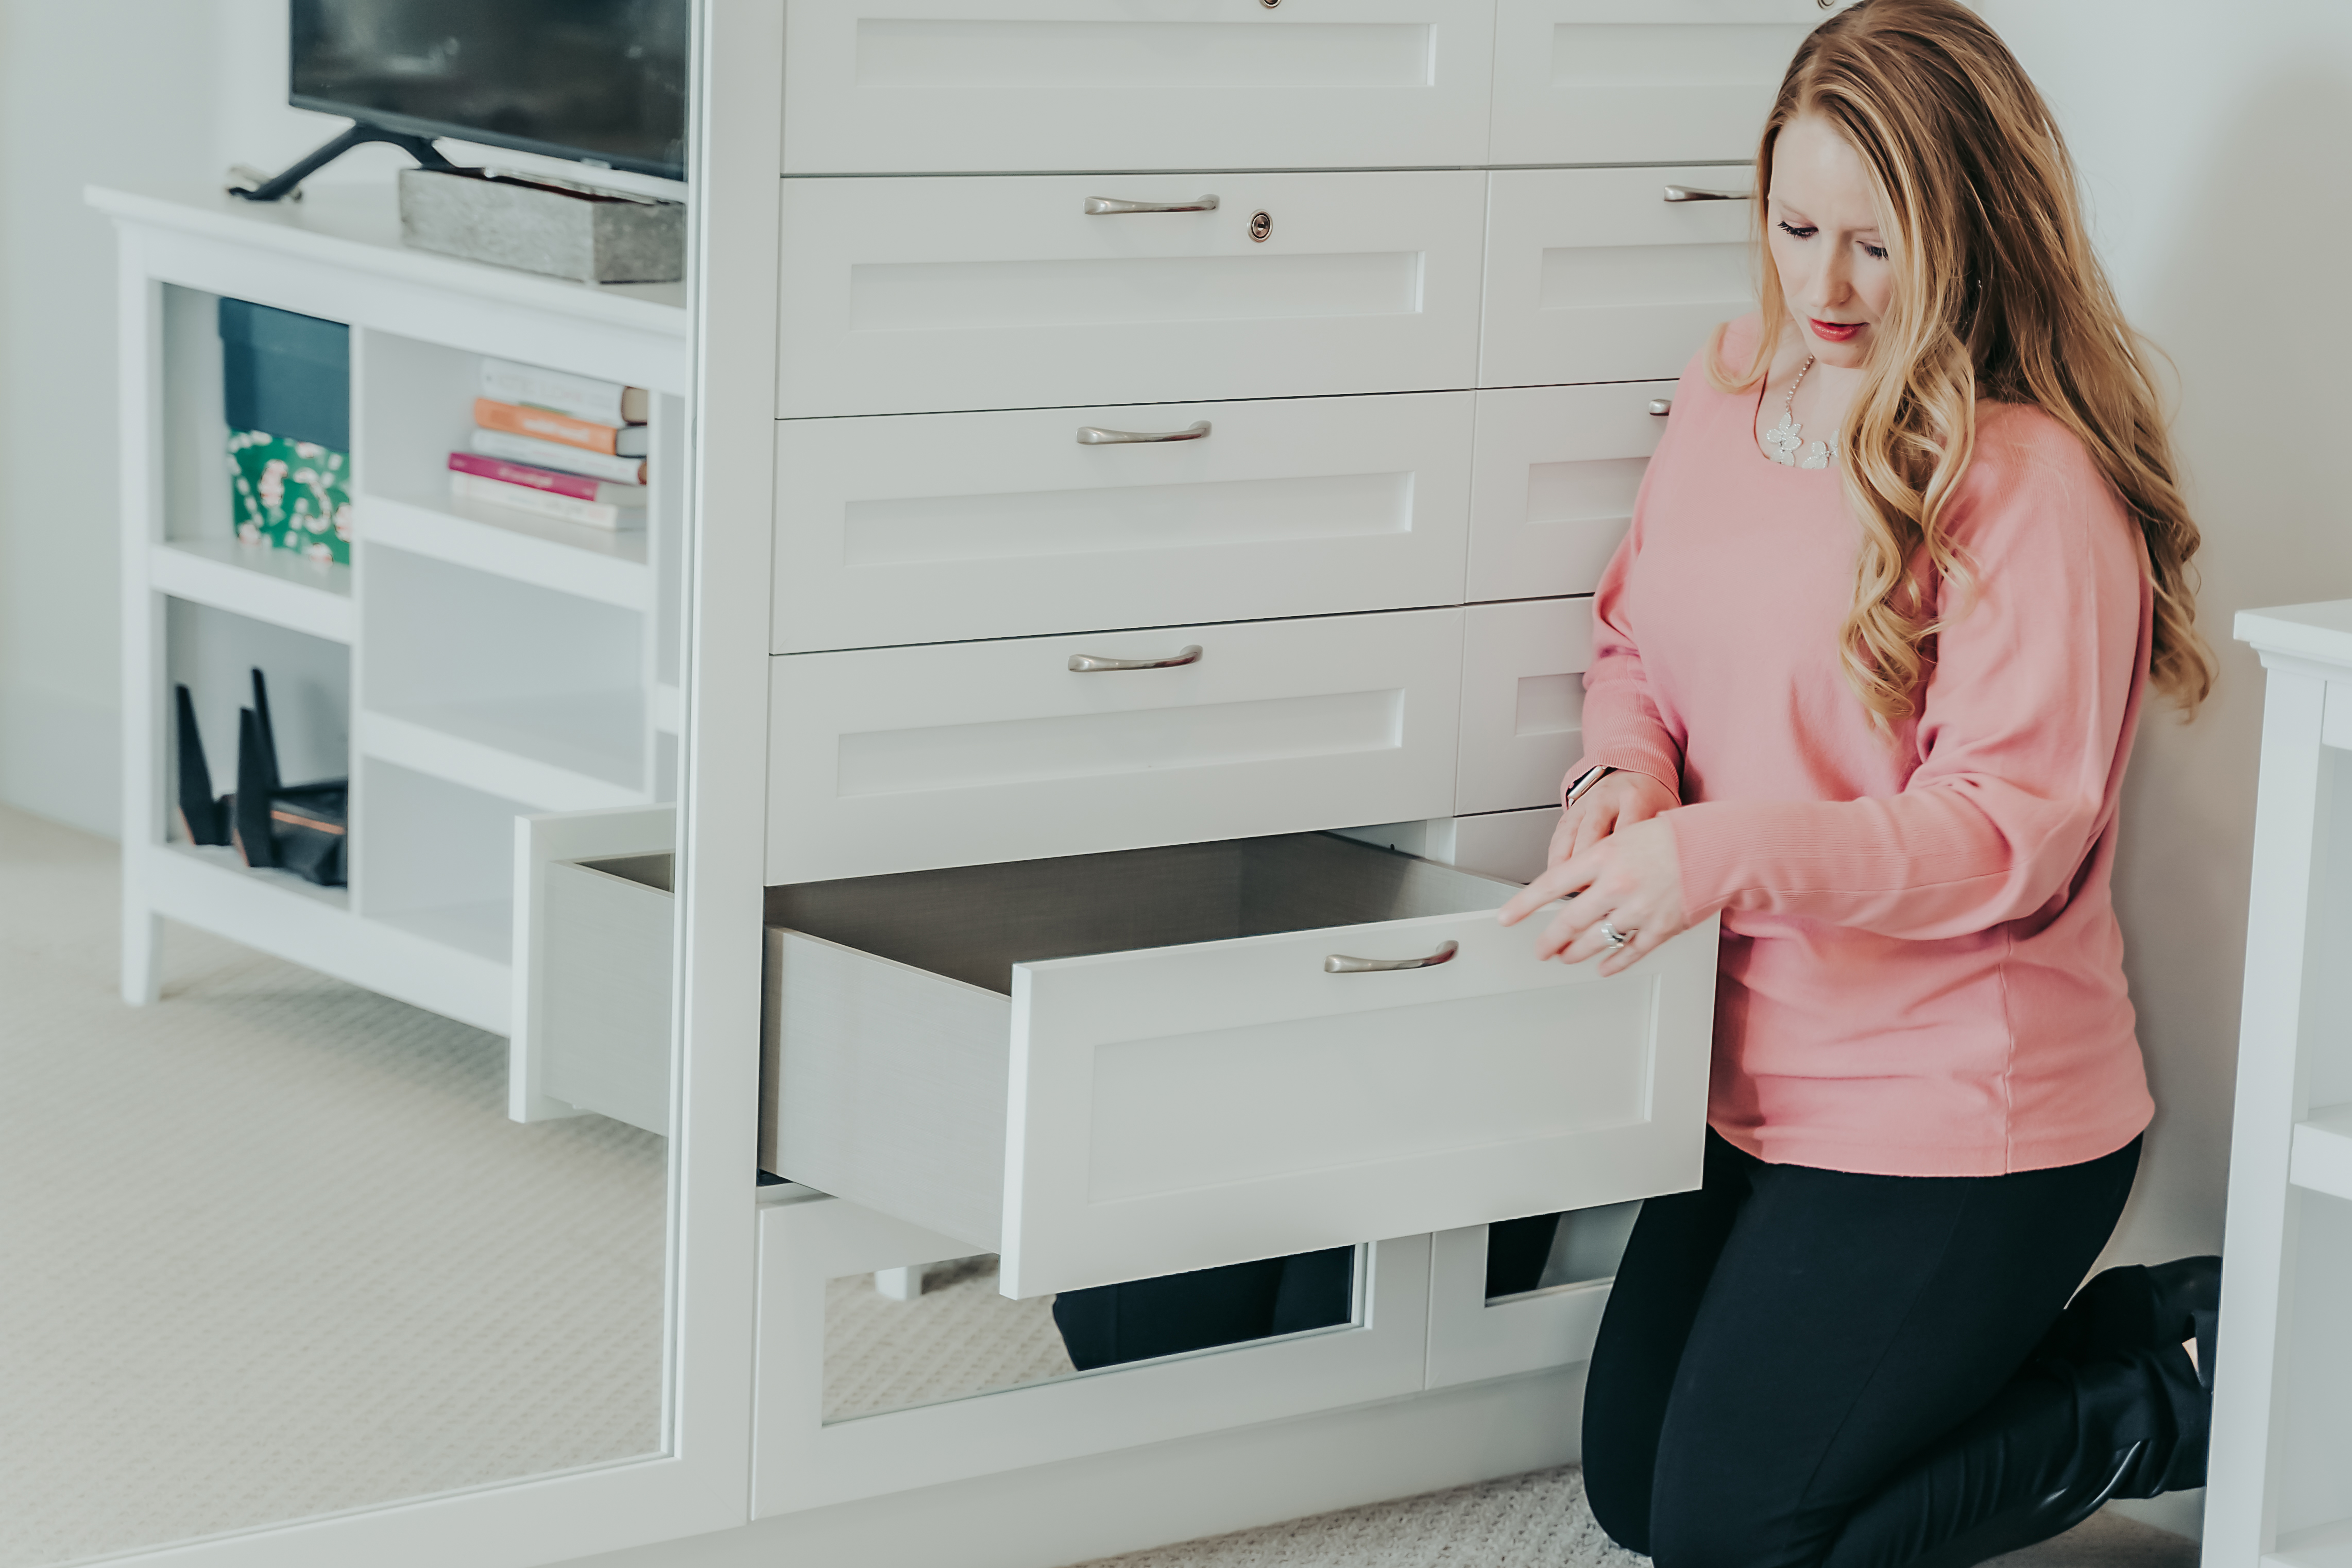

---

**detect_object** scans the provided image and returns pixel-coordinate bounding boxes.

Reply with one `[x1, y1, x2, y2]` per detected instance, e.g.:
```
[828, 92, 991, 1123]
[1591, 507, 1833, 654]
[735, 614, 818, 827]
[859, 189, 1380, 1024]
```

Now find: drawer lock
[1325, 940, 1459, 975]
[1250, 210, 1273, 243]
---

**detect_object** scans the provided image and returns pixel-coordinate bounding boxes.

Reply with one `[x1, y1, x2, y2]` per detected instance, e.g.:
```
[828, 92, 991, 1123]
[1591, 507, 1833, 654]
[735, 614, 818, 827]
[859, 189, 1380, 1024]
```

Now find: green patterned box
[227, 429, 352, 566]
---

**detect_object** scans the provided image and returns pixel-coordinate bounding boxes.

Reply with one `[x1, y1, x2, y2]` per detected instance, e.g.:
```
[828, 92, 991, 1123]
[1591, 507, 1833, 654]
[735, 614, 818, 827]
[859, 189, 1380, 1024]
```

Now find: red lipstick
[1809, 318, 1863, 344]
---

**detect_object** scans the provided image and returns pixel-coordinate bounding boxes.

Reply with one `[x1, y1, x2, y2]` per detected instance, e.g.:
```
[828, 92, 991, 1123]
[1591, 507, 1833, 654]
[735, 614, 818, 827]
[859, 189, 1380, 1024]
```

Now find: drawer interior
[762, 831, 1518, 994]
[583, 851, 673, 894]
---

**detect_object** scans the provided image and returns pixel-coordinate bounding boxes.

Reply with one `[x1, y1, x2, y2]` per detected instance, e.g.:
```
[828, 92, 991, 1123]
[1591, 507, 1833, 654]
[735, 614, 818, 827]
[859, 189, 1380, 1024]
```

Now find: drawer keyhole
[1250, 211, 1272, 243]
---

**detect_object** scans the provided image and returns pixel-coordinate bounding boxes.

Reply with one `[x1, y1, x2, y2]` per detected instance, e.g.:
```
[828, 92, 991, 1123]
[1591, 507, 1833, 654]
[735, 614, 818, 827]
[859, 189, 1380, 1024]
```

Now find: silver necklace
[1762, 354, 1839, 469]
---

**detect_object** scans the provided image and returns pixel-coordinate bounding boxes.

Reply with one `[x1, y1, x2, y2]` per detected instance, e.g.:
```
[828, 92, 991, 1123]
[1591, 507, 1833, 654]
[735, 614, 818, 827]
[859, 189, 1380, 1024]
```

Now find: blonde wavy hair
[1712, 0, 2213, 726]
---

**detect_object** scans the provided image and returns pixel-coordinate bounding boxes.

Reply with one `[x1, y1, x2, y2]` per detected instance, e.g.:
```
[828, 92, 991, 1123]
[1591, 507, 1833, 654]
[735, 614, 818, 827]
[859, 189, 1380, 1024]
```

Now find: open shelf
[361, 692, 647, 814]
[162, 841, 348, 911]
[371, 899, 512, 966]
[152, 539, 355, 643]
[2292, 1104, 2352, 1201]
[357, 491, 651, 612]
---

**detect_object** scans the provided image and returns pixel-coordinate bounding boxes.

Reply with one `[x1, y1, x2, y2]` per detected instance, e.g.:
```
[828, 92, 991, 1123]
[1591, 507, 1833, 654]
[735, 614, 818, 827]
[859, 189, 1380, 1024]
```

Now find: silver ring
[1598, 918, 1634, 948]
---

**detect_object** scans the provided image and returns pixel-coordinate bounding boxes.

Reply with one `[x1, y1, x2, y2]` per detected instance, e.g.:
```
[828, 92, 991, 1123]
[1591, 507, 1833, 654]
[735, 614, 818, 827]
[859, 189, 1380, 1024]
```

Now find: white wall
[0, 0, 218, 834]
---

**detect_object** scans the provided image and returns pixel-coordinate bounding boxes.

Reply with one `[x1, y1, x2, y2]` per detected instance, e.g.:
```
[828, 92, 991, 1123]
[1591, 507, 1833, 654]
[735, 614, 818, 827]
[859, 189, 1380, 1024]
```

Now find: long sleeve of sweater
[1664, 412, 2151, 942]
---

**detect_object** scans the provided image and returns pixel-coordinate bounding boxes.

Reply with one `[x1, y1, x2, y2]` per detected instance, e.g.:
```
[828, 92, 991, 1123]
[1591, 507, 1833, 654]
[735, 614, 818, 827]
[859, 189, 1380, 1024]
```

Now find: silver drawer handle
[1085, 195, 1220, 215]
[1077, 420, 1212, 445]
[1663, 185, 1752, 203]
[1325, 940, 1459, 975]
[1068, 644, 1203, 673]
[1649, 399, 1673, 416]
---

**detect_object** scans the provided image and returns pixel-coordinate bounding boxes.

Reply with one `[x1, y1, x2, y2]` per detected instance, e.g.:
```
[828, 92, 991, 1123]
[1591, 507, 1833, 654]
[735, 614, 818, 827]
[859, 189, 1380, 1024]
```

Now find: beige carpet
[0, 807, 666, 1565]
[1070, 1466, 2200, 1568]
[824, 1258, 1076, 1422]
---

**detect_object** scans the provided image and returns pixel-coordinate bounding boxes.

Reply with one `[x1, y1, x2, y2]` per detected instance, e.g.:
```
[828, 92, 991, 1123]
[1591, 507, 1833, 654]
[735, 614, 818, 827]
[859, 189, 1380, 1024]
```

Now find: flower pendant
[1763, 412, 1837, 469]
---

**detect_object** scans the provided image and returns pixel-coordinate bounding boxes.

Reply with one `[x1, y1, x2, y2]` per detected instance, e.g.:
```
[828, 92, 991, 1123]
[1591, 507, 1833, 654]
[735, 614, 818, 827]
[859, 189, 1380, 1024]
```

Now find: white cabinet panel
[781, 0, 1497, 174]
[778, 173, 1488, 418]
[509, 805, 675, 1135]
[1491, 1, 1831, 165]
[772, 394, 1475, 654]
[1481, 167, 1757, 389]
[766, 608, 1465, 883]
[1469, 381, 1673, 603]
[762, 832, 1718, 1297]
[751, 1191, 1433, 1514]
[1458, 598, 1593, 816]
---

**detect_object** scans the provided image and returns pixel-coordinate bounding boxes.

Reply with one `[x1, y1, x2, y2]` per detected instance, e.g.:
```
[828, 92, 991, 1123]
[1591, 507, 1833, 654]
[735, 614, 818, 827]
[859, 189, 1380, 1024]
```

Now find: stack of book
[448, 359, 650, 530]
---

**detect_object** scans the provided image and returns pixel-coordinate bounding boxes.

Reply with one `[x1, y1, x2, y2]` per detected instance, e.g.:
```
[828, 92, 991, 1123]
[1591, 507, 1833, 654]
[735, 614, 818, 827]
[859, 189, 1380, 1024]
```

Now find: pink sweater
[1573, 320, 2155, 1176]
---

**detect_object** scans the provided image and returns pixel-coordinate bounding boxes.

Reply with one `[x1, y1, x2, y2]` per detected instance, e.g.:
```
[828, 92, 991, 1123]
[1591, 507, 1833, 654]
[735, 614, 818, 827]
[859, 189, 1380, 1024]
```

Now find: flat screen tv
[290, 0, 690, 181]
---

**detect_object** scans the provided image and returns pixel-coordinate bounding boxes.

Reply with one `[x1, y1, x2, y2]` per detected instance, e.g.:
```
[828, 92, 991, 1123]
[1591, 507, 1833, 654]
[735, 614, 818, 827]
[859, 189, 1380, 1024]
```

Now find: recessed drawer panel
[1469, 381, 1673, 602]
[1490, 1, 1832, 165]
[1458, 598, 1593, 815]
[780, 0, 1496, 175]
[772, 394, 1475, 653]
[766, 608, 1464, 883]
[760, 832, 1717, 1296]
[1481, 167, 1757, 389]
[778, 173, 1487, 418]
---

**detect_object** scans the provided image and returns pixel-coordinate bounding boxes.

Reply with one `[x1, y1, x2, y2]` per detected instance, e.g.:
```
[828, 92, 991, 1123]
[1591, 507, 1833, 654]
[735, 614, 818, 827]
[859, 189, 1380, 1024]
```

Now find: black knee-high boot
[1816, 1257, 2219, 1568]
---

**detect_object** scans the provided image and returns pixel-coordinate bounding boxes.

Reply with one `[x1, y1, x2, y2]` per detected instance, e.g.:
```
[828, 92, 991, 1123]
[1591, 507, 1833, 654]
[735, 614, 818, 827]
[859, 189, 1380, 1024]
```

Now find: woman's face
[1766, 114, 1895, 370]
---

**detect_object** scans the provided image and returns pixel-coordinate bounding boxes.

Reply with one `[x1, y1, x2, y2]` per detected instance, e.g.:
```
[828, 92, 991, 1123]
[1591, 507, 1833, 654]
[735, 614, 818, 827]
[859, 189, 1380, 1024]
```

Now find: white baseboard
[559, 1367, 1586, 1568]
[0, 680, 117, 838]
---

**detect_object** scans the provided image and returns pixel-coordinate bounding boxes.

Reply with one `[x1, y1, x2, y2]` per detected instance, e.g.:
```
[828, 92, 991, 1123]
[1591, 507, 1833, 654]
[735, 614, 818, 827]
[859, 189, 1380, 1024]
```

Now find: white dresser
[682, 0, 1834, 1528]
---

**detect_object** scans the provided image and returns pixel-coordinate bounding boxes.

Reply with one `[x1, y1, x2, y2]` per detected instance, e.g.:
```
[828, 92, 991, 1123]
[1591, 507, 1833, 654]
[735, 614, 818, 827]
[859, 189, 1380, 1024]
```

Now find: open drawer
[761, 831, 1715, 1298]
[510, 805, 675, 1136]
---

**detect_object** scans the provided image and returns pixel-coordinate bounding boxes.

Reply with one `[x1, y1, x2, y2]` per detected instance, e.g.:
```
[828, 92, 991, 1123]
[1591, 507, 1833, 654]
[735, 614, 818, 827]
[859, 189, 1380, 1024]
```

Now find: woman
[1495, 4, 2220, 1565]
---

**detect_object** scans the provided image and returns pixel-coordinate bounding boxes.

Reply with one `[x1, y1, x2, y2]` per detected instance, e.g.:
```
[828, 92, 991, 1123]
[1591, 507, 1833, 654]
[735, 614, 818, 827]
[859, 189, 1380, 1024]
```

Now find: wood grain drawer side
[765, 606, 1465, 883]
[772, 393, 1476, 654]
[781, 0, 1497, 175]
[778, 171, 1487, 419]
[759, 831, 1717, 1297]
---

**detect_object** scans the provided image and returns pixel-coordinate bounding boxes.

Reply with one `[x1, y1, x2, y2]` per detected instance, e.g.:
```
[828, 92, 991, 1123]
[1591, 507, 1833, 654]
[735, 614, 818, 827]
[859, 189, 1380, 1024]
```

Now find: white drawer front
[766, 609, 1465, 882]
[1458, 598, 1593, 815]
[773, 394, 1475, 653]
[778, 173, 1488, 418]
[1481, 166, 1757, 389]
[1490, 1, 1829, 164]
[764, 833, 1716, 1297]
[1469, 381, 1672, 602]
[782, 0, 1497, 175]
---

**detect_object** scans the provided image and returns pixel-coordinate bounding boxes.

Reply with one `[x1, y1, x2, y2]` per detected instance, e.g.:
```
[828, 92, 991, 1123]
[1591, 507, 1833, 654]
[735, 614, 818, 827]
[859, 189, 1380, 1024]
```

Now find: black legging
[1584, 1128, 2169, 1568]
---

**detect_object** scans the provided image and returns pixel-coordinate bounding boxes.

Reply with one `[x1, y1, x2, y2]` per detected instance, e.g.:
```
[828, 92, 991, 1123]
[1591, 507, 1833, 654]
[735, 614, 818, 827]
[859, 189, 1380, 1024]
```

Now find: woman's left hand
[1497, 815, 1692, 977]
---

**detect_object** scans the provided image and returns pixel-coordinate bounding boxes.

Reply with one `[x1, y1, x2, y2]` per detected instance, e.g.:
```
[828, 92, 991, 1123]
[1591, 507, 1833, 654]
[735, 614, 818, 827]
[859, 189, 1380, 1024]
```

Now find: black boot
[2042, 1256, 2220, 1389]
[1819, 1340, 2210, 1568]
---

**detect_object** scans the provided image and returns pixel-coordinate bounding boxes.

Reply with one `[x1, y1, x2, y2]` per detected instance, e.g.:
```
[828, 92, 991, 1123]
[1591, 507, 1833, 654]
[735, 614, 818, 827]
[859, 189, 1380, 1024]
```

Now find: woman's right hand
[1548, 771, 1680, 867]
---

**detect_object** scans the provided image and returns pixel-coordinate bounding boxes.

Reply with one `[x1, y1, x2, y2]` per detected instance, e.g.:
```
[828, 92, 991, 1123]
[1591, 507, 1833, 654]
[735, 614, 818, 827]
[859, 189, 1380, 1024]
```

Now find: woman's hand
[1547, 770, 1680, 867]
[1499, 813, 1692, 978]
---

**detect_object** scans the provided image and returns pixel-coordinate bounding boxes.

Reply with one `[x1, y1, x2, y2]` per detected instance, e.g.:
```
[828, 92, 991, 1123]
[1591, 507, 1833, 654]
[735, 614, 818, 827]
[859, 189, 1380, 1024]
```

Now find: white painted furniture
[2207, 603, 2352, 1568]
[735, 0, 1831, 1533]
[87, 3, 1858, 1563]
[98, 186, 687, 1038]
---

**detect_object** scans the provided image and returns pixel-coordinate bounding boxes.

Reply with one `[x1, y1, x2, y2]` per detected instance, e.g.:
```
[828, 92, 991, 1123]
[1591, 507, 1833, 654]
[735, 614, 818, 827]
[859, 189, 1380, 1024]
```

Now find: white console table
[2208, 603, 2352, 1568]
